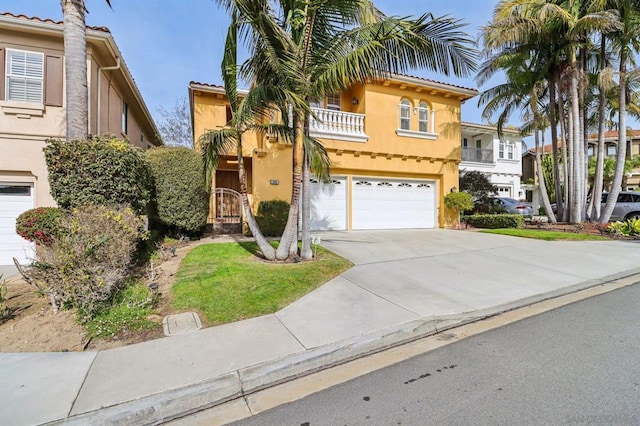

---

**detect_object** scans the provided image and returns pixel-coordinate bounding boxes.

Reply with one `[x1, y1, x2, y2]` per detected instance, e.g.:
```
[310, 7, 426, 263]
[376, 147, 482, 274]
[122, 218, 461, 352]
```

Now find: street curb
[54, 269, 640, 425]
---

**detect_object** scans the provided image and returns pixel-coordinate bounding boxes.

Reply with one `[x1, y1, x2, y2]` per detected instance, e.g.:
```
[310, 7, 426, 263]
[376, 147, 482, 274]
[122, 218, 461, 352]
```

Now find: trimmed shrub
[462, 214, 525, 229]
[254, 200, 289, 237]
[146, 146, 208, 234]
[20, 205, 147, 319]
[444, 192, 474, 212]
[460, 171, 498, 214]
[15, 207, 64, 245]
[44, 135, 152, 214]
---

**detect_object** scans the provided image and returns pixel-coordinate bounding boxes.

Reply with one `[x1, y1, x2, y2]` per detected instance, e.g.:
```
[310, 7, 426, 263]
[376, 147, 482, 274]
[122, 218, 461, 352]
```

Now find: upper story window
[326, 93, 341, 111]
[607, 144, 617, 157]
[399, 99, 411, 130]
[499, 140, 516, 159]
[462, 137, 468, 148]
[122, 101, 129, 134]
[418, 101, 429, 132]
[5, 49, 44, 103]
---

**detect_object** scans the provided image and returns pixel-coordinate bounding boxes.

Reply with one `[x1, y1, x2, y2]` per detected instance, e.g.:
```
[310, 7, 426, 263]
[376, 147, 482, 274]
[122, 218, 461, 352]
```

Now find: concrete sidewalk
[3, 230, 640, 425]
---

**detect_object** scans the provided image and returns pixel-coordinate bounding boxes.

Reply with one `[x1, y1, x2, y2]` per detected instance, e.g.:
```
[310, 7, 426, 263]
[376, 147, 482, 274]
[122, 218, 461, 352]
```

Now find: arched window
[399, 99, 411, 130]
[418, 102, 429, 132]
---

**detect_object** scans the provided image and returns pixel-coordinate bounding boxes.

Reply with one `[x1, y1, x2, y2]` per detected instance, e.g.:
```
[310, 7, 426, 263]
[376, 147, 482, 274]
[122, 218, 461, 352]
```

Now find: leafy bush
[608, 219, 640, 236]
[44, 135, 152, 214]
[19, 205, 147, 319]
[146, 146, 208, 234]
[460, 171, 497, 214]
[84, 283, 158, 338]
[253, 200, 290, 237]
[15, 207, 63, 245]
[462, 214, 525, 229]
[444, 192, 474, 212]
[0, 275, 11, 323]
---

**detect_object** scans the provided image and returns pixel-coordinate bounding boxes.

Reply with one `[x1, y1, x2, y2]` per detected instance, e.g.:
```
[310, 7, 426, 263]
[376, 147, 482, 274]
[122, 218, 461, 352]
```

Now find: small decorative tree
[444, 191, 474, 228]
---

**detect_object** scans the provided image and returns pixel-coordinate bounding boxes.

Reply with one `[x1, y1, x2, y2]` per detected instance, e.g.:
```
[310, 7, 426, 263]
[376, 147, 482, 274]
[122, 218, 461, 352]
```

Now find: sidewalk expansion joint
[274, 313, 309, 350]
[66, 351, 99, 419]
[343, 275, 422, 317]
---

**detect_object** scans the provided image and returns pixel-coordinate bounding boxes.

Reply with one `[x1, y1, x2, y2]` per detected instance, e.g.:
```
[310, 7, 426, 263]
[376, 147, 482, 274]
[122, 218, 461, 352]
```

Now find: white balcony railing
[309, 107, 369, 143]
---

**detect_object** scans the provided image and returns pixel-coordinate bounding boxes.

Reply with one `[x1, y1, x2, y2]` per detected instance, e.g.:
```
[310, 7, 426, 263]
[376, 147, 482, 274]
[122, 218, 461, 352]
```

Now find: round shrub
[255, 199, 290, 237]
[21, 205, 147, 319]
[44, 135, 153, 214]
[146, 146, 209, 234]
[15, 207, 64, 245]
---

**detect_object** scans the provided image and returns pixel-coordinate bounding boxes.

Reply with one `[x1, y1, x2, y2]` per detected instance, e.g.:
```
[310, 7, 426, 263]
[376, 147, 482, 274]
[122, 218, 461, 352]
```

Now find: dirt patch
[0, 235, 241, 353]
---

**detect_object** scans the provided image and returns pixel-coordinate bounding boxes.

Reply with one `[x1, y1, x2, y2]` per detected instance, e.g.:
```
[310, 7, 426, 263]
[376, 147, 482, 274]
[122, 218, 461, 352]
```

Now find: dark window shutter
[0, 48, 5, 100]
[44, 54, 63, 107]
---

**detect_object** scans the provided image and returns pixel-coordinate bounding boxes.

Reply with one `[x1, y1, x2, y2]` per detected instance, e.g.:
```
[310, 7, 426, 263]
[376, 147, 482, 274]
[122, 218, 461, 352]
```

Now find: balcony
[309, 107, 369, 143]
[462, 147, 494, 164]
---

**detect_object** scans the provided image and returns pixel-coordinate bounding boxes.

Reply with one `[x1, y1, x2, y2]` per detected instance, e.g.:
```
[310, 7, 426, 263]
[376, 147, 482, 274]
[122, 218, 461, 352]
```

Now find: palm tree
[598, 0, 640, 223]
[483, 0, 619, 224]
[224, 0, 477, 260]
[61, 0, 112, 141]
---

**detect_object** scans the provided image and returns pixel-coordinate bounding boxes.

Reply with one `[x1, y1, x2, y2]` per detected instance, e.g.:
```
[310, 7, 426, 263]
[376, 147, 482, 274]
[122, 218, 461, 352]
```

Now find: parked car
[601, 191, 640, 221]
[492, 197, 534, 216]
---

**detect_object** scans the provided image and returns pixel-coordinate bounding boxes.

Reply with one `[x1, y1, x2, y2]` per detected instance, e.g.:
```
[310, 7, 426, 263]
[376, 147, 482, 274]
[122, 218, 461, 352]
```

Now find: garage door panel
[310, 178, 347, 231]
[352, 178, 436, 230]
[0, 185, 35, 265]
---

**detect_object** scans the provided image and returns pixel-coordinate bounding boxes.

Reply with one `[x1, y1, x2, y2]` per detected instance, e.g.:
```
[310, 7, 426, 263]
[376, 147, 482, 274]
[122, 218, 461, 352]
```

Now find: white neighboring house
[460, 122, 525, 200]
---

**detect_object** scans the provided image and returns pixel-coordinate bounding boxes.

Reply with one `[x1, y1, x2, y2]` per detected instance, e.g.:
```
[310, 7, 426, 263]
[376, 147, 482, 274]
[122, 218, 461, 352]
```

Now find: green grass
[171, 242, 353, 325]
[479, 228, 608, 241]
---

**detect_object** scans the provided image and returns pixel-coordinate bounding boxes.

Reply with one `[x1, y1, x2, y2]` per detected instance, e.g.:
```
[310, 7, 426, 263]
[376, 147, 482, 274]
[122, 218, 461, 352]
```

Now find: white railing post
[309, 107, 368, 142]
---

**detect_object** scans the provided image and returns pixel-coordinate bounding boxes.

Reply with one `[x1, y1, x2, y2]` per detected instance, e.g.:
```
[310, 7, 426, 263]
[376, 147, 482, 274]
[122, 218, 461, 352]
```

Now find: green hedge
[44, 136, 152, 214]
[146, 147, 208, 234]
[462, 214, 525, 229]
[252, 199, 289, 237]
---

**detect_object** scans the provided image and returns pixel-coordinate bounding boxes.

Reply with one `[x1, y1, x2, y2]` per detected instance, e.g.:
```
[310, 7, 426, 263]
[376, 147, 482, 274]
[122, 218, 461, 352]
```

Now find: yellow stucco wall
[192, 78, 470, 228]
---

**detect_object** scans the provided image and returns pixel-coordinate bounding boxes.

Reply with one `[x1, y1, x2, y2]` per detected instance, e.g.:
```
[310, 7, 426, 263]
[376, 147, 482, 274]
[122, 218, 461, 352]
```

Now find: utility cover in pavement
[162, 312, 202, 336]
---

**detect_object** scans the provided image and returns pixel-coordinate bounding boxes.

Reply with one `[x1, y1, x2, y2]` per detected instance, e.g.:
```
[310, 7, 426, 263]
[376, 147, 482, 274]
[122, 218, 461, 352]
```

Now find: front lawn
[479, 228, 608, 241]
[171, 242, 352, 325]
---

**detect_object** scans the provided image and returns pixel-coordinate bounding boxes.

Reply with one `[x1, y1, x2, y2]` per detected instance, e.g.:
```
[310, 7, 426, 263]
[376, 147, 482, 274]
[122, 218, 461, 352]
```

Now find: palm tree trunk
[569, 62, 582, 223]
[591, 36, 607, 221]
[549, 71, 563, 219]
[300, 145, 313, 260]
[62, 0, 88, 141]
[601, 53, 628, 223]
[276, 112, 303, 260]
[536, 127, 555, 221]
[237, 137, 275, 260]
[557, 80, 570, 222]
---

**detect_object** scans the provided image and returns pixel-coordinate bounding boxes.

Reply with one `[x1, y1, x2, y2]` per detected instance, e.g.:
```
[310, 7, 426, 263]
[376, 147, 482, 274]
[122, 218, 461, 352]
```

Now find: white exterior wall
[460, 124, 524, 200]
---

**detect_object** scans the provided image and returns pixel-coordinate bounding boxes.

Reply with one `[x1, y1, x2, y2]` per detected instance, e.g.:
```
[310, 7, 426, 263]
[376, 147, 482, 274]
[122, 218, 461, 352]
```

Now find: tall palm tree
[61, 0, 111, 141]
[224, 0, 477, 260]
[598, 0, 640, 223]
[483, 0, 619, 223]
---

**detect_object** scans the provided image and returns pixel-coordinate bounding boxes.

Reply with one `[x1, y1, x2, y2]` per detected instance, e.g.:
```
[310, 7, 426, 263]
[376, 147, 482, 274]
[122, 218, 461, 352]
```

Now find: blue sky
[2, 1, 503, 132]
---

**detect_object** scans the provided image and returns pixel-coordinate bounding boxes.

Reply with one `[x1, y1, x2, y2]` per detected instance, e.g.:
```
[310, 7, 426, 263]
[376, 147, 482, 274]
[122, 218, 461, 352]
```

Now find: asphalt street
[233, 282, 640, 426]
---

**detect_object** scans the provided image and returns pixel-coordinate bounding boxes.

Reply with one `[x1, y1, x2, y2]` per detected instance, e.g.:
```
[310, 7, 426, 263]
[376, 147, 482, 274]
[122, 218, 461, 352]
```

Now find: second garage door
[0, 183, 35, 265]
[352, 177, 436, 230]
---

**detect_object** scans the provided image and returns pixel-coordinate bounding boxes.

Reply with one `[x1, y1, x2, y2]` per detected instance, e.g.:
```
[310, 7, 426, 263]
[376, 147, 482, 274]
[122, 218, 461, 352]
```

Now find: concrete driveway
[276, 229, 640, 348]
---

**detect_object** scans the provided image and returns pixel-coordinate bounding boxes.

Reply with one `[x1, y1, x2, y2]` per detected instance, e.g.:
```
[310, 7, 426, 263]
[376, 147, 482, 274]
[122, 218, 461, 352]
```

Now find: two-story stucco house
[460, 122, 525, 200]
[190, 75, 477, 232]
[0, 13, 161, 265]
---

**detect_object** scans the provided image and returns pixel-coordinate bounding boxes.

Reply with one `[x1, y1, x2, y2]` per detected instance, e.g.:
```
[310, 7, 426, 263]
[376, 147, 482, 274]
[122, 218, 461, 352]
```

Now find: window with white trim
[5, 49, 44, 103]
[122, 101, 129, 134]
[326, 93, 341, 111]
[607, 144, 617, 157]
[507, 141, 515, 159]
[499, 139, 505, 158]
[418, 101, 429, 132]
[399, 99, 411, 130]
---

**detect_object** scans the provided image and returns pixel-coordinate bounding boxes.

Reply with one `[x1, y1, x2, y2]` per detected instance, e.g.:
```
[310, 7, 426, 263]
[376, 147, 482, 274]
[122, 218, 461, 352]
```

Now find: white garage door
[0, 184, 35, 265]
[310, 177, 347, 231]
[352, 177, 436, 230]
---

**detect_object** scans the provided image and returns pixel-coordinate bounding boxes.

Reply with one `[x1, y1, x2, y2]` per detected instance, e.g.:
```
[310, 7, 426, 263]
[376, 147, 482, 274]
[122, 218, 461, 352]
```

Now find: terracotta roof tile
[588, 129, 640, 139]
[1, 11, 110, 32]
